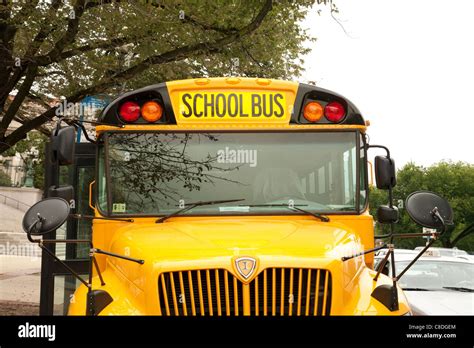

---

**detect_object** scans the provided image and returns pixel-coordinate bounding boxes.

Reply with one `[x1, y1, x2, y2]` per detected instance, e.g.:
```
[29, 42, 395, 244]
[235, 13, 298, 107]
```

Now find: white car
[413, 246, 469, 257]
[374, 249, 474, 315]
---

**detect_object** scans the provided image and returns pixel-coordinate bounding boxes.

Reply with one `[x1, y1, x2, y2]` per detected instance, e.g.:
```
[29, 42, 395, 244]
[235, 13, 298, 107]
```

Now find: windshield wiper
[155, 199, 245, 223]
[241, 204, 329, 222]
[402, 287, 431, 291]
[442, 286, 474, 293]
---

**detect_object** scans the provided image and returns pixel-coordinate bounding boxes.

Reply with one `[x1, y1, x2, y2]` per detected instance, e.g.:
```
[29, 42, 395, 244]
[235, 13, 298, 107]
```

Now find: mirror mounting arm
[341, 243, 387, 261]
[368, 144, 397, 239]
[71, 213, 134, 223]
[431, 207, 447, 234]
[92, 248, 145, 265]
[367, 144, 391, 160]
[395, 207, 448, 282]
[373, 243, 393, 281]
[38, 239, 91, 289]
[395, 238, 437, 282]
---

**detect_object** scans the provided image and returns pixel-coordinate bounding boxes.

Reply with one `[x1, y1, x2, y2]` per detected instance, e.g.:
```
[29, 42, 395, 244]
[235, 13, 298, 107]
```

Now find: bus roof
[99, 77, 366, 128]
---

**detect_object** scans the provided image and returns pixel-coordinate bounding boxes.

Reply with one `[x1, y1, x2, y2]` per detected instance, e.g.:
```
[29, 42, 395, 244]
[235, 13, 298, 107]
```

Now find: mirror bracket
[22, 197, 144, 316]
[371, 284, 399, 312]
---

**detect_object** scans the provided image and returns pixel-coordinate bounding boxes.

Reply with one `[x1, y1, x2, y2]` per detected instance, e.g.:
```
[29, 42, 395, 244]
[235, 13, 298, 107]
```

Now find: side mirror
[51, 126, 76, 165]
[22, 197, 70, 235]
[47, 185, 75, 203]
[374, 156, 396, 189]
[377, 205, 399, 224]
[405, 191, 453, 229]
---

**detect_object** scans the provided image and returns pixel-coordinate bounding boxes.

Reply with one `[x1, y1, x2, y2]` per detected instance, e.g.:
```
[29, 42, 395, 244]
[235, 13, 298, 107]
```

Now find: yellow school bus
[54, 77, 411, 315]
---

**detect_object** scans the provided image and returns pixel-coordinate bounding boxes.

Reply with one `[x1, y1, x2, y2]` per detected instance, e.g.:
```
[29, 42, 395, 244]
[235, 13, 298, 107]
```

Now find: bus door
[40, 142, 95, 315]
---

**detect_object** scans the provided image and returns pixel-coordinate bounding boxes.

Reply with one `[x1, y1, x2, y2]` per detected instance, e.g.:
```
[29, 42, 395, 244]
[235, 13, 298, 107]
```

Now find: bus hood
[107, 216, 365, 264]
[101, 216, 372, 312]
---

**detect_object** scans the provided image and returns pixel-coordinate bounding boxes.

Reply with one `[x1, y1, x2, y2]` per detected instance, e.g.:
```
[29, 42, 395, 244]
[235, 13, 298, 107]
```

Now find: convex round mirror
[22, 197, 70, 235]
[405, 191, 453, 229]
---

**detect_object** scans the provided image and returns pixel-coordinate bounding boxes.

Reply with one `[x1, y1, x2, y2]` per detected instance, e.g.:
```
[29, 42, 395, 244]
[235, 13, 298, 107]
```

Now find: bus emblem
[234, 257, 257, 281]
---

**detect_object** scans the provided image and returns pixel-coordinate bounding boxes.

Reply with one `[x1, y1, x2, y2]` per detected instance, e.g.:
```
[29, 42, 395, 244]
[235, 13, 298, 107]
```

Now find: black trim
[96, 129, 364, 219]
[358, 131, 370, 214]
[355, 131, 361, 213]
[103, 133, 112, 216]
[292, 83, 365, 125]
[371, 284, 399, 312]
[40, 142, 96, 315]
[86, 290, 113, 316]
[40, 142, 57, 315]
[51, 258, 90, 275]
[100, 82, 176, 125]
[66, 143, 95, 260]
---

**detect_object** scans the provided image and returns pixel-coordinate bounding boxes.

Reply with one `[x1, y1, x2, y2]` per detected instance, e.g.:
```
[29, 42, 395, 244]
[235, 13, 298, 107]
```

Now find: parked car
[374, 249, 474, 315]
[413, 246, 469, 257]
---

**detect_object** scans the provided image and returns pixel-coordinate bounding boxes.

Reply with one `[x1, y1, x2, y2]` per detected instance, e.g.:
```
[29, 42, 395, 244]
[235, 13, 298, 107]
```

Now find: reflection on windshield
[397, 261, 474, 290]
[99, 132, 364, 215]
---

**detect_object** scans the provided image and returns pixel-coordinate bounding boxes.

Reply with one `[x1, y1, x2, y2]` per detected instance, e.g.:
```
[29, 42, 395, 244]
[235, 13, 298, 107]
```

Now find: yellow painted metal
[254, 275, 259, 316]
[96, 124, 367, 133]
[313, 270, 321, 316]
[178, 272, 187, 316]
[64, 78, 417, 316]
[88, 180, 95, 210]
[288, 269, 294, 316]
[160, 276, 170, 316]
[187, 271, 196, 316]
[72, 211, 411, 314]
[197, 271, 204, 316]
[224, 271, 230, 316]
[305, 270, 312, 316]
[280, 268, 285, 316]
[215, 270, 222, 316]
[206, 270, 213, 316]
[166, 78, 298, 125]
[169, 273, 179, 316]
[297, 269, 303, 316]
[322, 271, 330, 315]
[272, 268, 276, 316]
[233, 277, 239, 315]
[263, 269, 268, 316]
[243, 277, 251, 316]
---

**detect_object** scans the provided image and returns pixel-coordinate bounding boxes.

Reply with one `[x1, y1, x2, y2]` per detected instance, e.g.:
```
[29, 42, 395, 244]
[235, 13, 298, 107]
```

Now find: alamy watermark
[0, 242, 40, 258]
[54, 99, 101, 118]
[18, 322, 55, 341]
[217, 147, 257, 168]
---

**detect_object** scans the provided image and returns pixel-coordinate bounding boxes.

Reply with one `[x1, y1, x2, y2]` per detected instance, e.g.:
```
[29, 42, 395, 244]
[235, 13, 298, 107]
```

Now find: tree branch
[34, 0, 86, 66]
[0, 64, 38, 137]
[0, 0, 273, 153]
[35, 33, 151, 66]
[78, 0, 272, 92]
[13, 114, 51, 137]
[450, 223, 474, 246]
[0, 0, 61, 111]
[34, 5, 240, 66]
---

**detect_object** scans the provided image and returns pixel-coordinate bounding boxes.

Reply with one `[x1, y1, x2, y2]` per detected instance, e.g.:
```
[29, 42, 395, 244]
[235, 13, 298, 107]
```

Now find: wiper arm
[241, 204, 329, 222]
[442, 286, 474, 292]
[289, 205, 330, 222]
[155, 198, 245, 223]
[402, 287, 431, 291]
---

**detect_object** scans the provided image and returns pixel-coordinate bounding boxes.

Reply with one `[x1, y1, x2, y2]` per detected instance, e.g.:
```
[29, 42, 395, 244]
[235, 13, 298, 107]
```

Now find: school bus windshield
[97, 131, 367, 216]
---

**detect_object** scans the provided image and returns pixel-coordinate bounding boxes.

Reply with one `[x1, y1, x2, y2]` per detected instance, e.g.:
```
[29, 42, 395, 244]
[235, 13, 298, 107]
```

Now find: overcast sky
[302, 0, 474, 167]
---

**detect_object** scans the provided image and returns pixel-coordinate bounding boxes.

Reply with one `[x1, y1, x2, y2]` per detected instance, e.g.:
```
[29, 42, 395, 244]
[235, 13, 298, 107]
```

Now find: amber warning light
[119, 100, 163, 123]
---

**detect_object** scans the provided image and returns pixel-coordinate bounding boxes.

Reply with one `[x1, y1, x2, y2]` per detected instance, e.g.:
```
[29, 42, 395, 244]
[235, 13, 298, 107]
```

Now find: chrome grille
[158, 268, 331, 316]
[249, 268, 331, 316]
